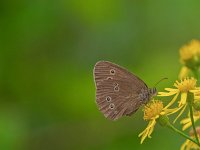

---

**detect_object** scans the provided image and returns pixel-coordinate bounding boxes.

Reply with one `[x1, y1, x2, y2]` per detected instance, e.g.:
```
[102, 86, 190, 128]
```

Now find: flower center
[174, 77, 197, 92]
[143, 100, 163, 120]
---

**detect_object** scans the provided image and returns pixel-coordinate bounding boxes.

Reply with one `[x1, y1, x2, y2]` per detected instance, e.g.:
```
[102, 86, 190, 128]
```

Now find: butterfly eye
[109, 103, 115, 109]
[110, 69, 115, 75]
[106, 96, 111, 102]
[114, 86, 119, 92]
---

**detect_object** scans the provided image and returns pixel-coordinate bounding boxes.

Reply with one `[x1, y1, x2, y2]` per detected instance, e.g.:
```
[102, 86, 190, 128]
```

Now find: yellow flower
[139, 100, 177, 144]
[181, 127, 200, 150]
[158, 77, 200, 123]
[180, 111, 200, 131]
[180, 39, 200, 69]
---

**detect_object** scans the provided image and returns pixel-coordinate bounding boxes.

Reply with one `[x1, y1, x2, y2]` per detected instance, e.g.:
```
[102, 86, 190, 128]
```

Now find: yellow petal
[164, 107, 182, 115]
[139, 120, 156, 144]
[180, 92, 187, 106]
[182, 122, 192, 131]
[140, 131, 149, 144]
[181, 116, 200, 131]
[147, 120, 156, 138]
[194, 96, 200, 99]
[138, 130, 145, 137]
[181, 140, 190, 150]
[190, 89, 200, 93]
[180, 118, 191, 124]
[164, 88, 179, 92]
[158, 91, 178, 96]
[173, 105, 187, 123]
[164, 92, 180, 109]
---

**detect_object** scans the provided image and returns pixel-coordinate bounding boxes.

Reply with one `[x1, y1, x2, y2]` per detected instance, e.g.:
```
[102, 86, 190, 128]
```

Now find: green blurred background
[1, 0, 200, 150]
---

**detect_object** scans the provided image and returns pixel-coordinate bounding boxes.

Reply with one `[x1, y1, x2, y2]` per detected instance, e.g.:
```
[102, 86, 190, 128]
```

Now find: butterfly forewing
[94, 61, 148, 120]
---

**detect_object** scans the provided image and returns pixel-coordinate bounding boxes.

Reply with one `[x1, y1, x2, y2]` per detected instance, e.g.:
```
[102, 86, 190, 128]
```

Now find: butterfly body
[93, 61, 157, 120]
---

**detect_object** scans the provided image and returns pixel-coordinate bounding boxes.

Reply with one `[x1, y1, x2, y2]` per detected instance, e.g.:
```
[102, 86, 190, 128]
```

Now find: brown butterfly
[93, 61, 157, 121]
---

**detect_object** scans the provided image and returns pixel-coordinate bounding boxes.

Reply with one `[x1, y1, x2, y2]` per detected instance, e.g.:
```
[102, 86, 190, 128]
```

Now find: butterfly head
[149, 77, 167, 98]
[149, 87, 157, 97]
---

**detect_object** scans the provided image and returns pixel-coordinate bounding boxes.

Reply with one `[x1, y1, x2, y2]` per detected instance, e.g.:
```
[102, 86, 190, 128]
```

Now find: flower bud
[189, 126, 200, 136]
[157, 115, 169, 127]
[180, 39, 200, 70]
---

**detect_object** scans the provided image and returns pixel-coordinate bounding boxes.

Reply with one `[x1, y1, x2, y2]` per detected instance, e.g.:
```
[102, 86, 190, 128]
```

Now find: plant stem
[167, 122, 200, 146]
[189, 101, 200, 145]
[187, 91, 200, 145]
[192, 68, 198, 80]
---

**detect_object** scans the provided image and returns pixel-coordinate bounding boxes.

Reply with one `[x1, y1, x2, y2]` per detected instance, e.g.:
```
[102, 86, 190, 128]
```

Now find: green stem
[192, 69, 198, 80]
[189, 101, 200, 145]
[167, 122, 200, 146]
[187, 91, 200, 145]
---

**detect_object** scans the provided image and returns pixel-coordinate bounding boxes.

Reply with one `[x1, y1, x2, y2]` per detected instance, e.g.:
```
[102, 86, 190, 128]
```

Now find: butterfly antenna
[154, 77, 168, 87]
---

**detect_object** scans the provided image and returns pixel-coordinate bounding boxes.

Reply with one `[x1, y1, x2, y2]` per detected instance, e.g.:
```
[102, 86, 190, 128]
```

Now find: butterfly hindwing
[93, 61, 148, 120]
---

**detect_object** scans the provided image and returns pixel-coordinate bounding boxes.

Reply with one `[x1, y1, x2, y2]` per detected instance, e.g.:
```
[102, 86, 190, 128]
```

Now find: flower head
[180, 39, 200, 69]
[175, 77, 196, 93]
[139, 100, 176, 144]
[158, 77, 200, 122]
[143, 100, 164, 120]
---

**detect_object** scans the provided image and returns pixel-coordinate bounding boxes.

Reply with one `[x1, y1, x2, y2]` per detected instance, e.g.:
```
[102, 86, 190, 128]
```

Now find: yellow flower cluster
[179, 39, 200, 79]
[139, 39, 200, 150]
[180, 39, 200, 65]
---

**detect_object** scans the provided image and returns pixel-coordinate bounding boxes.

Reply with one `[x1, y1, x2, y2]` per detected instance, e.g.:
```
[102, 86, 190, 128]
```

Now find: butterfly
[93, 61, 157, 120]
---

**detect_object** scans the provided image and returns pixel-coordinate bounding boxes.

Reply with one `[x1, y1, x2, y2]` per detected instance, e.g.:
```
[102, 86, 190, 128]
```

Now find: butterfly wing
[93, 61, 148, 120]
